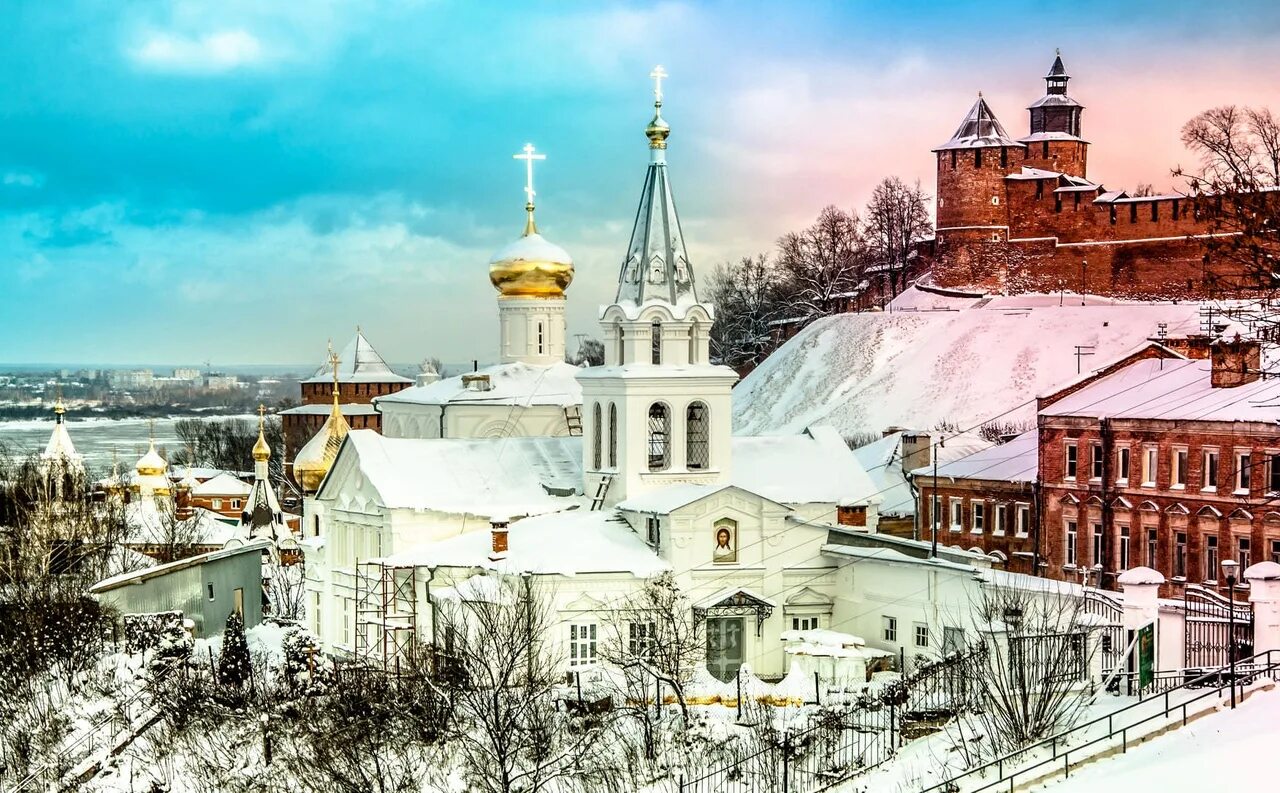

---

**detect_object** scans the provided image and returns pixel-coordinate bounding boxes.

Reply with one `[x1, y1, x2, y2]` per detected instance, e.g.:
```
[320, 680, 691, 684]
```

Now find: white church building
[301, 71, 991, 683]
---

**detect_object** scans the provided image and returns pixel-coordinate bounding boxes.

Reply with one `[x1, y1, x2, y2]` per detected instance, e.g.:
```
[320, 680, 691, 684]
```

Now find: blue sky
[2, 0, 1279, 366]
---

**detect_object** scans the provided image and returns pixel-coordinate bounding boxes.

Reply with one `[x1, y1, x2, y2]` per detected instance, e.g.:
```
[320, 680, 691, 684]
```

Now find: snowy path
[1028, 687, 1279, 791]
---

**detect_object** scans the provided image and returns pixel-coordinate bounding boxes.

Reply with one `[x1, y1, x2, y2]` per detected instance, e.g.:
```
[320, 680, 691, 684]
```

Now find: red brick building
[927, 52, 1245, 299]
[280, 330, 411, 461]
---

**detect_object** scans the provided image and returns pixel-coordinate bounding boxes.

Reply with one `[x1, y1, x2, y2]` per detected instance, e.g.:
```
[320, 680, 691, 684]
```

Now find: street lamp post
[1221, 558, 1240, 709]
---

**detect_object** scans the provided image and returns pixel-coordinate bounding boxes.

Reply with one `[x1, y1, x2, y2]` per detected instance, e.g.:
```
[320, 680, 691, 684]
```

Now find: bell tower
[576, 66, 737, 506]
[1020, 50, 1088, 178]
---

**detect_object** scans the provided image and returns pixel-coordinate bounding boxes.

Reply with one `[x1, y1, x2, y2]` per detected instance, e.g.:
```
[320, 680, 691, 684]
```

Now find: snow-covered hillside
[733, 299, 1201, 437]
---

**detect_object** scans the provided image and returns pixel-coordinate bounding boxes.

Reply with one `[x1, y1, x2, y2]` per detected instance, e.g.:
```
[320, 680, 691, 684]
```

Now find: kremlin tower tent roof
[932, 94, 1022, 151]
[40, 398, 84, 471]
[301, 329, 410, 385]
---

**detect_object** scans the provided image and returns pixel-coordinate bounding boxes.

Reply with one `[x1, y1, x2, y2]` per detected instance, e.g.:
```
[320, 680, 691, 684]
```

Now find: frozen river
[0, 414, 255, 474]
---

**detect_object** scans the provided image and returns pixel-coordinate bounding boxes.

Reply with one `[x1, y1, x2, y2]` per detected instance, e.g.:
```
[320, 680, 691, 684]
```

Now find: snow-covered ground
[1030, 687, 1279, 791]
[733, 300, 1201, 437]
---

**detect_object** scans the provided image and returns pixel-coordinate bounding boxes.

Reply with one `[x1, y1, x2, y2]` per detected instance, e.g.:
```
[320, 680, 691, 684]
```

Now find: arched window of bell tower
[651, 321, 662, 365]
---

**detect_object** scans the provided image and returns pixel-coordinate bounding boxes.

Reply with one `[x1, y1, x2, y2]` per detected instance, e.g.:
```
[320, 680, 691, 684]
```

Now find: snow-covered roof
[1005, 166, 1063, 181]
[853, 431, 994, 518]
[933, 96, 1023, 151]
[617, 483, 737, 514]
[191, 472, 253, 497]
[278, 403, 380, 416]
[302, 330, 412, 385]
[1019, 130, 1088, 143]
[911, 429, 1038, 483]
[90, 538, 271, 593]
[1026, 94, 1084, 110]
[731, 427, 879, 505]
[733, 301, 1201, 438]
[1117, 566, 1165, 586]
[1094, 190, 1129, 203]
[375, 361, 583, 408]
[329, 430, 582, 517]
[488, 232, 573, 267]
[1040, 358, 1280, 424]
[821, 542, 978, 573]
[122, 501, 239, 547]
[382, 509, 667, 577]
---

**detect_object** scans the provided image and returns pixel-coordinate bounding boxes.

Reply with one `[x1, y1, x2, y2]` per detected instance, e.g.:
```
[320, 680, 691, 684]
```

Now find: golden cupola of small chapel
[488, 143, 574, 299]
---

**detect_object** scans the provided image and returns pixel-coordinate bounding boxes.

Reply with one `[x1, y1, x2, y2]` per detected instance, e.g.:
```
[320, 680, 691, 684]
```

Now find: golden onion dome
[293, 395, 349, 493]
[252, 429, 271, 463]
[645, 110, 670, 149]
[135, 440, 168, 477]
[488, 208, 574, 299]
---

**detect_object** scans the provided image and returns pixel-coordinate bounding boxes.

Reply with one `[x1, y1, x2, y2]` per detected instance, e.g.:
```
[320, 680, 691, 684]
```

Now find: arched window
[615, 324, 625, 365]
[687, 401, 709, 470]
[651, 321, 662, 365]
[592, 403, 602, 470]
[688, 321, 699, 364]
[647, 403, 670, 471]
[608, 403, 618, 468]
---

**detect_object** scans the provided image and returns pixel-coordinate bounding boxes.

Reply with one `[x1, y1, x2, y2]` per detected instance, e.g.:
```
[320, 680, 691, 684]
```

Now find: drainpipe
[425, 567, 437, 670]
[1099, 417, 1113, 587]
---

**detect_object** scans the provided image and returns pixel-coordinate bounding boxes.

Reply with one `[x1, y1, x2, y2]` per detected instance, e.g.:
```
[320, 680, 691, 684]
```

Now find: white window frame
[1235, 450, 1251, 495]
[1090, 442, 1103, 481]
[569, 622, 599, 668]
[914, 623, 929, 649]
[1268, 450, 1280, 495]
[1015, 503, 1031, 537]
[1142, 446, 1158, 488]
[1065, 520, 1078, 568]
[628, 621, 656, 659]
[791, 615, 820, 632]
[1064, 441, 1078, 481]
[949, 498, 963, 532]
[1091, 523, 1103, 568]
[211, 498, 223, 510]
[971, 502, 985, 535]
[1116, 447, 1130, 485]
[882, 615, 898, 643]
[1201, 447, 1218, 493]
[1119, 525, 1131, 571]
[992, 503, 1005, 537]
[1172, 446, 1188, 489]
[1203, 535, 1219, 584]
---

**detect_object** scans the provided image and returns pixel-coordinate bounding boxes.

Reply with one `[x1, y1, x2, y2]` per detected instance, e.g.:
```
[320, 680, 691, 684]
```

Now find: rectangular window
[1147, 528, 1158, 569]
[1000, 146, 1008, 168]
[207, 582, 215, 601]
[1110, 204, 1117, 225]
[950, 498, 963, 532]
[914, 623, 929, 648]
[1174, 532, 1188, 578]
[1120, 526, 1131, 571]
[972, 502, 985, 534]
[1091, 442, 1103, 480]
[1272, 539, 1280, 565]
[1237, 537, 1251, 569]
[1117, 447, 1130, 483]
[1173, 448, 1188, 488]
[646, 516, 660, 548]
[1204, 535, 1219, 582]
[1236, 452, 1251, 493]
[569, 623, 598, 668]
[1065, 442, 1078, 480]
[1066, 521, 1078, 567]
[1130, 203, 1138, 223]
[883, 615, 898, 643]
[1143, 447, 1158, 486]
[212, 498, 223, 510]
[1092, 523, 1104, 568]
[942, 626, 966, 655]
[233, 588, 244, 616]
[975, 149, 983, 168]
[950, 150, 957, 169]
[993, 504, 1006, 536]
[629, 621, 656, 658]
[1202, 449, 1218, 491]
[1151, 202, 1159, 222]
[1036, 180, 1045, 199]
[791, 616, 819, 632]
[1042, 141, 1050, 158]
[1016, 504, 1031, 537]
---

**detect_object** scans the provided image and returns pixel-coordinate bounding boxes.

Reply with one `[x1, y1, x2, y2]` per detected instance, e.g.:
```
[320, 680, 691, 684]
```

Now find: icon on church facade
[713, 520, 737, 563]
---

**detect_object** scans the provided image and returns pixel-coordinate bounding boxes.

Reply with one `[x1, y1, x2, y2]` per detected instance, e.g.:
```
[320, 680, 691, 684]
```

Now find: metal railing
[919, 649, 1280, 793]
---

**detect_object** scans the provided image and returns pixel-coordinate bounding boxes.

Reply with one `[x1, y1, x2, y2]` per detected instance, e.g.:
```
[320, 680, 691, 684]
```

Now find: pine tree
[217, 611, 251, 687]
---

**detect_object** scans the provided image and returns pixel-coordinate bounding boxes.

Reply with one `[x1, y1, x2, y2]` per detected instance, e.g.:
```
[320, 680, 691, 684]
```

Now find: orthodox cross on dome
[257, 403, 266, 427]
[328, 341, 341, 399]
[513, 142, 546, 234]
[650, 65, 668, 105]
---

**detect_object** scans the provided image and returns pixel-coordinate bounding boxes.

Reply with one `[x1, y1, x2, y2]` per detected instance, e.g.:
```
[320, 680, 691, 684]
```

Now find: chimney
[1151, 333, 1213, 360]
[900, 433, 932, 470]
[489, 517, 510, 560]
[1211, 335, 1262, 388]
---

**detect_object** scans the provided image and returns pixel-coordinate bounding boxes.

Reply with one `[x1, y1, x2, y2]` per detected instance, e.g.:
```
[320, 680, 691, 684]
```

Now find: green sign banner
[1137, 622, 1155, 690]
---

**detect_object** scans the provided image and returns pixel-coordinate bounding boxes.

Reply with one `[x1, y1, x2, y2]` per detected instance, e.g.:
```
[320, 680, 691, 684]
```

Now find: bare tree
[775, 206, 866, 321]
[1175, 105, 1280, 300]
[567, 338, 605, 367]
[438, 575, 624, 793]
[1132, 182, 1156, 197]
[706, 254, 785, 368]
[862, 177, 933, 302]
[173, 416, 286, 479]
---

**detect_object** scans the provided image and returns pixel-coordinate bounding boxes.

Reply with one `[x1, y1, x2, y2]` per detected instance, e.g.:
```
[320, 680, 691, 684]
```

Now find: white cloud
[3, 171, 44, 188]
[129, 29, 266, 74]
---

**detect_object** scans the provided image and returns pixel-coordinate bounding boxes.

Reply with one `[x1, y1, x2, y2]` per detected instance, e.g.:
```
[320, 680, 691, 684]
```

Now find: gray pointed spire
[934, 95, 1022, 151]
[615, 68, 697, 310]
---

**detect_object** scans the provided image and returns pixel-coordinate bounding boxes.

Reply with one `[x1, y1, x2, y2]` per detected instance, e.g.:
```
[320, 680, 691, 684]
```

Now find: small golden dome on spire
[252, 404, 271, 463]
[646, 65, 670, 149]
[293, 350, 349, 493]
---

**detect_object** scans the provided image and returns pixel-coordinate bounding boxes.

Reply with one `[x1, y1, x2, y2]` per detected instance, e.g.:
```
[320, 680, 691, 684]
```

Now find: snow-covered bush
[216, 613, 250, 688]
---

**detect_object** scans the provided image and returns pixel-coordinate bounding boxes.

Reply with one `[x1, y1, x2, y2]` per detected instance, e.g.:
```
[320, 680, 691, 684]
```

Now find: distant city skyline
[3, 0, 1280, 365]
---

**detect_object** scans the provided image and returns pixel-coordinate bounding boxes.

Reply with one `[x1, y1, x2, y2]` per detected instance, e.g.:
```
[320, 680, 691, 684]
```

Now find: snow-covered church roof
[375, 361, 583, 408]
[933, 95, 1023, 151]
[322, 430, 583, 517]
[302, 330, 411, 385]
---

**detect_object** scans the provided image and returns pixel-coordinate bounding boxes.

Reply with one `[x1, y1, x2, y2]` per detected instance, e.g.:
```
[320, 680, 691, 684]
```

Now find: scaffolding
[354, 559, 418, 674]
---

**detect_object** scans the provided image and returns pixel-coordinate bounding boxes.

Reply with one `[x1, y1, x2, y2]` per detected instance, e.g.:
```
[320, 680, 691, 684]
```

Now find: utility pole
[1074, 345, 1096, 374]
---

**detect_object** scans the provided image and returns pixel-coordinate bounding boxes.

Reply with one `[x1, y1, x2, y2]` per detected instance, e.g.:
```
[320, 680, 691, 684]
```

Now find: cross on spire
[650, 65, 668, 105]
[328, 340, 341, 400]
[258, 403, 266, 427]
[513, 143, 546, 209]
